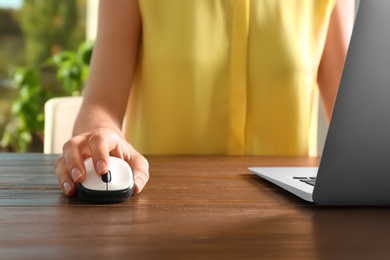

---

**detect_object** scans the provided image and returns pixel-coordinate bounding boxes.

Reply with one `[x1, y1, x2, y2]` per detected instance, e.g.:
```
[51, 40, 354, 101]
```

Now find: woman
[55, 0, 355, 196]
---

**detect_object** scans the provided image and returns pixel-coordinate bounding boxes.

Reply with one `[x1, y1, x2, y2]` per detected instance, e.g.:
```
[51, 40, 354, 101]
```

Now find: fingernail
[71, 168, 82, 182]
[134, 177, 143, 193]
[96, 160, 106, 174]
[63, 181, 72, 195]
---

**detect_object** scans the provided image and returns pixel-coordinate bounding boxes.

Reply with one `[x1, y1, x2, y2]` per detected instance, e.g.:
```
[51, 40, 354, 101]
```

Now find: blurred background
[0, 0, 97, 153]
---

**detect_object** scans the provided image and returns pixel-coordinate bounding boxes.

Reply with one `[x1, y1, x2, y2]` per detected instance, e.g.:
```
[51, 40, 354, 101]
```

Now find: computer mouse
[77, 156, 134, 203]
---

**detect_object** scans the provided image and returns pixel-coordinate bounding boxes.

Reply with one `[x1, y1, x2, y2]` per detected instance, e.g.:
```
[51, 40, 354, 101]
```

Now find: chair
[44, 96, 83, 154]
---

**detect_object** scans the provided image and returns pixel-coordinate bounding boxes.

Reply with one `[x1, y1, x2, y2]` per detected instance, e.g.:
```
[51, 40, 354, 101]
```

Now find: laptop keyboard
[293, 176, 316, 186]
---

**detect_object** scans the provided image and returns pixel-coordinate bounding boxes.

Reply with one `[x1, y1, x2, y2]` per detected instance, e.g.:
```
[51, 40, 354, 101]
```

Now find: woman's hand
[54, 128, 149, 196]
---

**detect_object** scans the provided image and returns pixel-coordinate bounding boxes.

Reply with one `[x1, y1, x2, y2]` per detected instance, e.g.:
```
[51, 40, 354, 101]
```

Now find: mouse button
[82, 160, 107, 191]
[107, 161, 133, 191]
[109, 157, 133, 179]
[82, 172, 107, 191]
[107, 174, 132, 191]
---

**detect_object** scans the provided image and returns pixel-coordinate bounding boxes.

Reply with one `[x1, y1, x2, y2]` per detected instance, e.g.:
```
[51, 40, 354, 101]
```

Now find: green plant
[1, 41, 93, 152]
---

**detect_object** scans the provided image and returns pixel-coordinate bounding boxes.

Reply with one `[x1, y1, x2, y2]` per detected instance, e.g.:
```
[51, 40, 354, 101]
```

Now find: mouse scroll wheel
[101, 170, 112, 183]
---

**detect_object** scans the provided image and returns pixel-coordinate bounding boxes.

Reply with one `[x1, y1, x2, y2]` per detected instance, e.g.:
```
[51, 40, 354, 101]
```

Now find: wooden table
[1, 153, 390, 259]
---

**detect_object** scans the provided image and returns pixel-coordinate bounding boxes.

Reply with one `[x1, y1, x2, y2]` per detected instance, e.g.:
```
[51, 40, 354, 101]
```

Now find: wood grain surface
[0, 153, 389, 260]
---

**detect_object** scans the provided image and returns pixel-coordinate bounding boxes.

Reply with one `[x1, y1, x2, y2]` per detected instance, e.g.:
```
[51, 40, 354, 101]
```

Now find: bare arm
[55, 0, 148, 196]
[75, 0, 141, 135]
[318, 0, 355, 120]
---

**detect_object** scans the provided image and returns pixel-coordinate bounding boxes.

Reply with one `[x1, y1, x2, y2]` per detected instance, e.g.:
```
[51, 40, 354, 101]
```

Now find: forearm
[72, 0, 141, 137]
[318, 0, 355, 121]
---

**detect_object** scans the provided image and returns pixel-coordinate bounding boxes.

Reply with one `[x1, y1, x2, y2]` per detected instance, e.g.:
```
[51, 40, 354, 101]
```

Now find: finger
[87, 128, 122, 175]
[128, 153, 149, 194]
[54, 155, 77, 196]
[62, 134, 90, 183]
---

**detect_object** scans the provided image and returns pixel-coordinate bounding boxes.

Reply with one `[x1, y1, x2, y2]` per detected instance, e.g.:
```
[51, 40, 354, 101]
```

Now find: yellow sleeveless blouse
[124, 0, 336, 155]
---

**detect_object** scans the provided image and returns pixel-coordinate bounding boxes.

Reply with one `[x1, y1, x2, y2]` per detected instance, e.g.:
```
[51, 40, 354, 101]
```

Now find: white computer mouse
[77, 156, 134, 203]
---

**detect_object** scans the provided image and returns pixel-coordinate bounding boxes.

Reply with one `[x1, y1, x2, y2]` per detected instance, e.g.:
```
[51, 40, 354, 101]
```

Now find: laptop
[249, 0, 390, 206]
